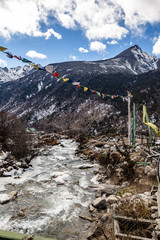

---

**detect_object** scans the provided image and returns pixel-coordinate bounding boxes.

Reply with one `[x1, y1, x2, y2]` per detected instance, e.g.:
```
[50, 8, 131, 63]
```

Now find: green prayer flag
[22, 58, 32, 63]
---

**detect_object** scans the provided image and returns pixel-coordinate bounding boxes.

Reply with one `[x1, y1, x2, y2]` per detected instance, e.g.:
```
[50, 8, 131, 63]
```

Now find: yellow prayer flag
[0, 46, 7, 52]
[143, 105, 160, 136]
[31, 64, 38, 70]
[84, 87, 88, 92]
[62, 78, 69, 82]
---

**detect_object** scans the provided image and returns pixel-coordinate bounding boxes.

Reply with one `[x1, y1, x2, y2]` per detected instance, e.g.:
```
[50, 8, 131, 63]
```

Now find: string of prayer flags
[0, 45, 130, 102]
[143, 104, 160, 136]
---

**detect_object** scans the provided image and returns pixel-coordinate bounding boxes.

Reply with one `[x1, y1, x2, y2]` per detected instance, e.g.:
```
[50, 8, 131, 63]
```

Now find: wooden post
[128, 91, 131, 146]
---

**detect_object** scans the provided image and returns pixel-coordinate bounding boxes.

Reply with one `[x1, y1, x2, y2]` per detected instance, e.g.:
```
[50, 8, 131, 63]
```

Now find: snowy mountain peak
[113, 45, 159, 74]
[0, 65, 34, 83]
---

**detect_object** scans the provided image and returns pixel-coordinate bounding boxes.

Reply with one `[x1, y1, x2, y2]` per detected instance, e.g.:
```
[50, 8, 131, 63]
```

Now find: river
[0, 139, 99, 240]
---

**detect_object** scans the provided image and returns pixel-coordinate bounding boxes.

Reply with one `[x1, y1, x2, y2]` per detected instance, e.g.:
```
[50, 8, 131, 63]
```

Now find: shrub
[0, 111, 31, 159]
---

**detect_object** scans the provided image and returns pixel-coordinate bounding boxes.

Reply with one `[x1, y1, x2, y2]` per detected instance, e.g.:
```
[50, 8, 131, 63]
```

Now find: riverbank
[75, 134, 160, 239]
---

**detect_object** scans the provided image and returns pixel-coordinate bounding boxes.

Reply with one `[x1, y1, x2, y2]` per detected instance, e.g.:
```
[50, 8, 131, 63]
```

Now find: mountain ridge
[0, 45, 160, 135]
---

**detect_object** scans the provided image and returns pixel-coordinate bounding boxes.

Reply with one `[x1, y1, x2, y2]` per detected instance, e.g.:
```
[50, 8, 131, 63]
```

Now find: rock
[145, 165, 152, 174]
[151, 206, 158, 213]
[78, 164, 98, 169]
[121, 181, 130, 188]
[100, 213, 109, 223]
[122, 192, 132, 198]
[92, 197, 107, 210]
[147, 169, 157, 178]
[151, 212, 158, 219]
[110, 152, 120, 161]
[106, 195, 119, 204]
[89, 204, 95, 212]
[0, 191, 17, 204]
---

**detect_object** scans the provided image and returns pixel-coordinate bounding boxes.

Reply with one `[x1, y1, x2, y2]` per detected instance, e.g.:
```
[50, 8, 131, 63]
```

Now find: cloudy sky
[0, 0, 160, 68]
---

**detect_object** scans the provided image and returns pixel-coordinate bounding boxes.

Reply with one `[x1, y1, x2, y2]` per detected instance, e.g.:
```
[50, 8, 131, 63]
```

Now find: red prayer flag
[52, 72, 59, 78]
[14, 55, 22, 60]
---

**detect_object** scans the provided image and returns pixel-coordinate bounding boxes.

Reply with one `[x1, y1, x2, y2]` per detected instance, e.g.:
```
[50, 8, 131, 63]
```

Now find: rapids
[0, 139, 98, 240]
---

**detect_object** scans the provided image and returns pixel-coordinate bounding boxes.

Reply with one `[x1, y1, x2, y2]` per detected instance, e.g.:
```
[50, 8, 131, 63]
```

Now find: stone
[0, 191, 17, 204]
[122, 192, 132, 198]
[145, 165, 151, 174]
[121, 181, 130, 188]
[92, 197, 107, 210]
[100, 213, 109, 223]
[147, 169, 157, 178]
[89, 204, 95, 212]
[106, 195, 119, 204]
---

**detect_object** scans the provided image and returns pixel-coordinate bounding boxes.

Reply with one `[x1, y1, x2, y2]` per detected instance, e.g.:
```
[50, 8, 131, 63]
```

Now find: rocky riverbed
[0, 133, 160, 239]
[0, 138, 101, 240]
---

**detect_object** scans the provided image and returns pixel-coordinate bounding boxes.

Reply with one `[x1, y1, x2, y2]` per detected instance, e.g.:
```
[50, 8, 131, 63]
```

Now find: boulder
[92, 197, 107, 210]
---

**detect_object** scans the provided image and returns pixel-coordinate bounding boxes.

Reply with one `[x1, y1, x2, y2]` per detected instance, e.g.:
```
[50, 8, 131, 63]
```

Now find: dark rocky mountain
[46, 45, 160, 77]
[0, 45, 159, 135]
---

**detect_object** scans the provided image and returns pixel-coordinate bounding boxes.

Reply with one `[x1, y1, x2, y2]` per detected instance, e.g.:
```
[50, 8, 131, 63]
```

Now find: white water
[0, 139, 98, 240]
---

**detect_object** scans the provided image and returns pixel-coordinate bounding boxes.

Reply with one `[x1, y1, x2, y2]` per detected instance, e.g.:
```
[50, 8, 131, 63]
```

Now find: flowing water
[0, 139, 99, 240]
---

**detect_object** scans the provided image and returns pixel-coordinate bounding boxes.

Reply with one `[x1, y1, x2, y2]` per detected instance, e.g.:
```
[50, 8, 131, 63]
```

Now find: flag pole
[132, 103, 136, 149]
[128, 91, 131, 146]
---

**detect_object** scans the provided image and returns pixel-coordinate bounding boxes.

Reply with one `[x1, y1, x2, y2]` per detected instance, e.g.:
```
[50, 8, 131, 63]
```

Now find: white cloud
[90, 41, 106, 52]
[1, 0, 160, 42]
[0, 59, 7, 67]
[34, 29, 62, 40]
[116, 0, 160, 32]
[26, 50, 47, 59]
[0, 0, 61, 40]
[79, 47, 88, 53]
[107, 40, 118, 45]
[152, 36, 160, 55]
[69, 55, 78, 61]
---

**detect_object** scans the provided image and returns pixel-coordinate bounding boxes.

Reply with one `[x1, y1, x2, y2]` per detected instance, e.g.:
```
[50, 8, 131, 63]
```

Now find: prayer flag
[22, 58, 32, 63]
[5, 52, 13, 58]
[14, 55, 22, 60]
[0, 46, 7, 52]
[38, 67, 46, 71]
[84, 87, 88, 92]
[52, 72, 59, 78]
[62, 78, 69, 82]
[31, 64, 38, 70]
[143, 105, 160, 136]
[72, 82, 80, 85]
[96, 92, 101, 97]
[45, 65, 53, 74]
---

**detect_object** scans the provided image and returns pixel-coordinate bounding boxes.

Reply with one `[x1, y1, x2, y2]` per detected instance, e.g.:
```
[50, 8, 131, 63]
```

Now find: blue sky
[0, 0, 160, 68]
